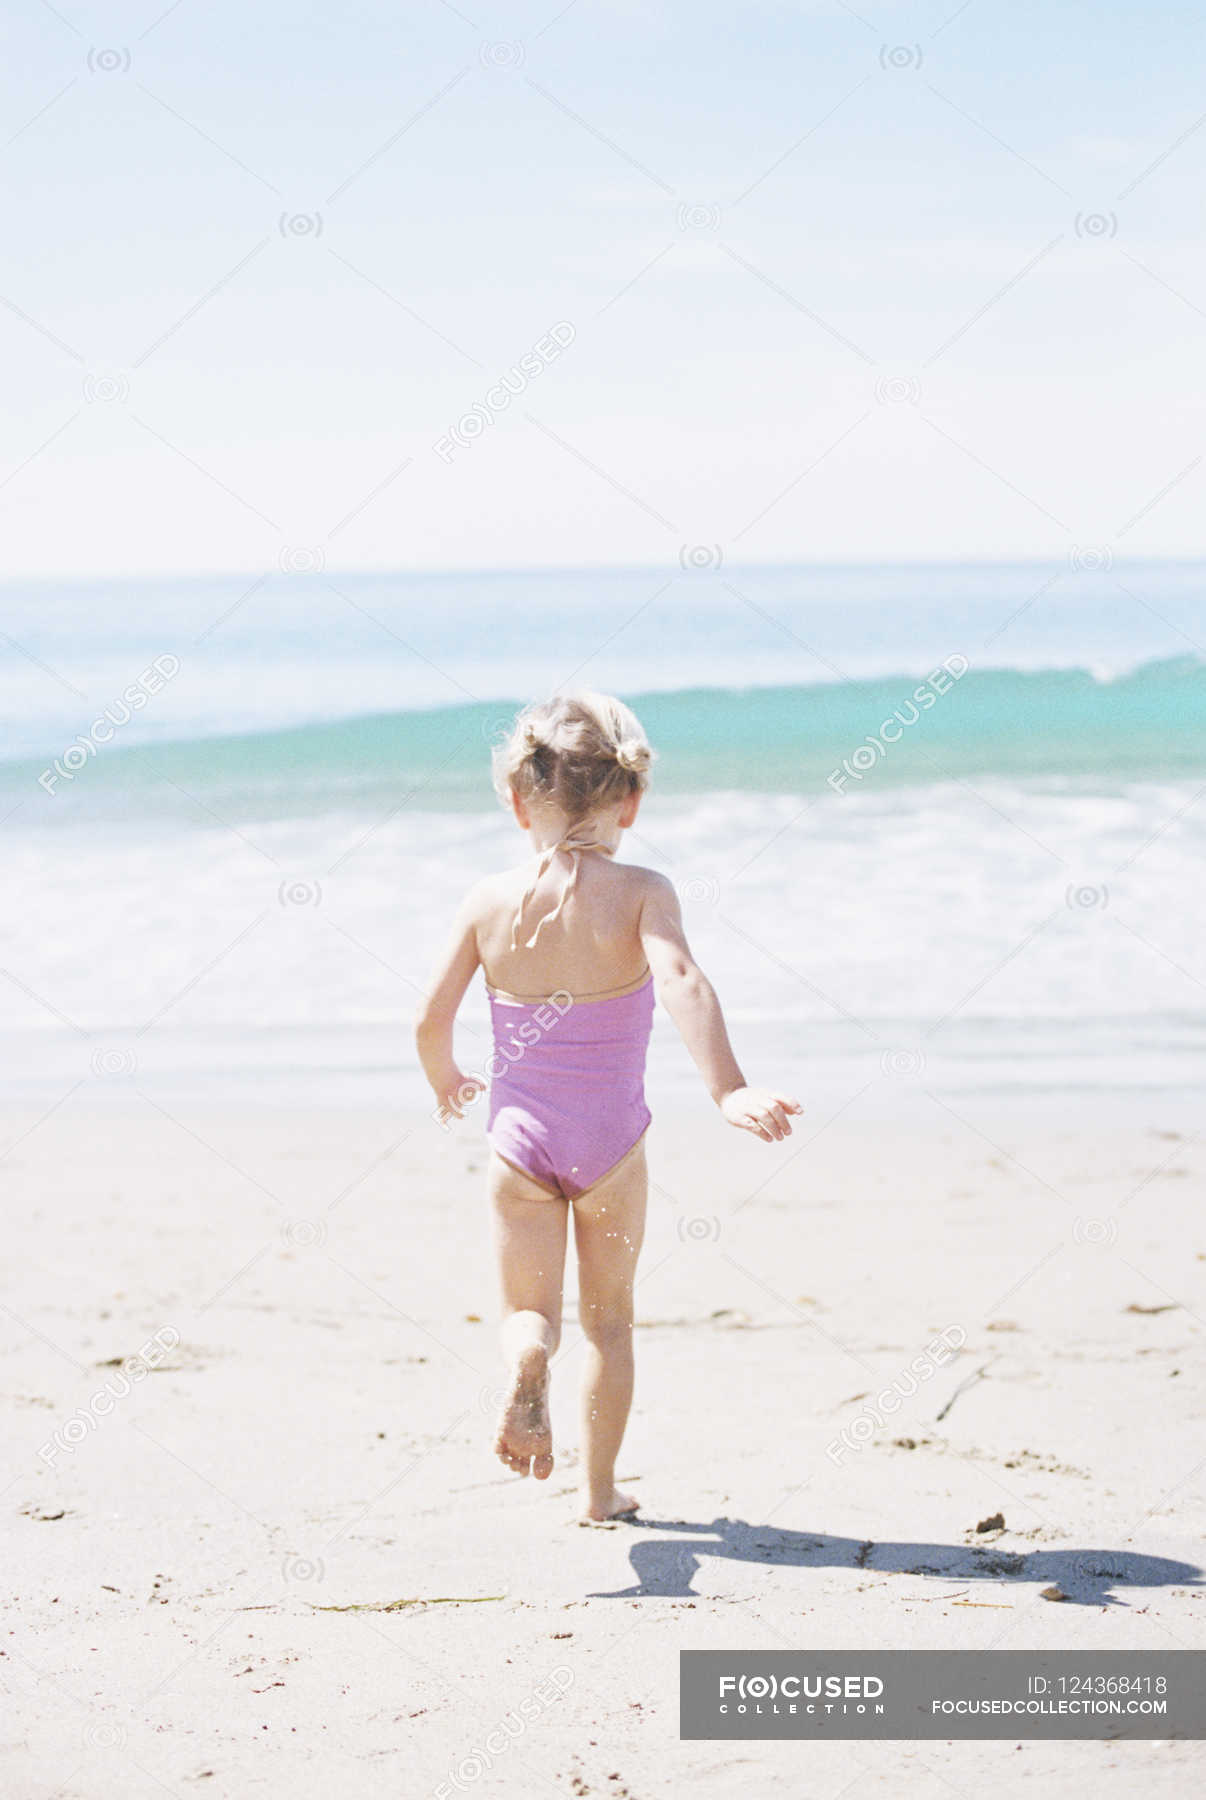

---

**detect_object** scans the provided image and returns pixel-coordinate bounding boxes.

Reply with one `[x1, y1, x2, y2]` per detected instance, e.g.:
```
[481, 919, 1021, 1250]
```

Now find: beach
[3, 563, 1205, 1790]
[5, 1092, 1204, 1797]
[6, 0, 1206, 1776]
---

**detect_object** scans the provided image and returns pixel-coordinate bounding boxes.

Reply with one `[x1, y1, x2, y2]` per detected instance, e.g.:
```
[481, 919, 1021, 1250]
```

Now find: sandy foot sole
[494, 1346, 554, 1479]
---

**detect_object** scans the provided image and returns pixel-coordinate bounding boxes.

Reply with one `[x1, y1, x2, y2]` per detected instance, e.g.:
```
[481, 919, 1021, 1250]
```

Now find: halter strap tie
[509, 835, 614, 952]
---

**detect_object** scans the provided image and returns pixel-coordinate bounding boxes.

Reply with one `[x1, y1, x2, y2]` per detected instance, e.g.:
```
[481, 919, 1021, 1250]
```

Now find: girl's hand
[720, 1087, 803, 1142]
[434, 1070, 486, 1126]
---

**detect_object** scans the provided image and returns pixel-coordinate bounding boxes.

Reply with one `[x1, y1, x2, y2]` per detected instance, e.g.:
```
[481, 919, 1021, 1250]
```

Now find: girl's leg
[489, 1151, 569, 1479]
[571, 1137, 648, 1521]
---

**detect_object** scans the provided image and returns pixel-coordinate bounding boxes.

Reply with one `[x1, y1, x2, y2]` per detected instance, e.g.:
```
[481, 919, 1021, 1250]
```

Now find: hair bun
[491, 691, 654, 814]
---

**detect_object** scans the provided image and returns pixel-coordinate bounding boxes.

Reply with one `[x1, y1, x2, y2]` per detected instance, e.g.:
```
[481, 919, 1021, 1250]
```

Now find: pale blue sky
[3, 0, 1205, 575]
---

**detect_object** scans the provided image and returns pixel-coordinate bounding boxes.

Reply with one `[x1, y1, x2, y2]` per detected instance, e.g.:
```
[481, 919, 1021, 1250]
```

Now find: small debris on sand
[1124, 1303, 1178, 1315]
[975, 1512, 1005, 1534]
[936, 1359, 994, 1423]
[310, 1595, 504, 1614]
[1040, 1584, 1068, 1602]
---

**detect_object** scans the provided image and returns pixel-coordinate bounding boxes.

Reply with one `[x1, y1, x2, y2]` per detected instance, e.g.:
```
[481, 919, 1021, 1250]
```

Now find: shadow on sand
[591, 1517, 1202, 1608]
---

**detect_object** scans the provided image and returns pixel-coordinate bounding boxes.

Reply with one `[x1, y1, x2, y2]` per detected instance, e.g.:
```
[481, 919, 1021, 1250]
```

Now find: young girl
[415, 691, 801, 1522]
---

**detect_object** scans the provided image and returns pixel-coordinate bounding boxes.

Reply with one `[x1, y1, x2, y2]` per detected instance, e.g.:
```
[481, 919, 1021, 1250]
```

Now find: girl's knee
[580, 1305, 633, 1351]
[501, 1306, 561, 1354]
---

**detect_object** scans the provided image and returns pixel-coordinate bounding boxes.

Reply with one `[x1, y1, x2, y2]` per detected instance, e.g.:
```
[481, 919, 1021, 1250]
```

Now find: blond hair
[492, 690, 654, 823]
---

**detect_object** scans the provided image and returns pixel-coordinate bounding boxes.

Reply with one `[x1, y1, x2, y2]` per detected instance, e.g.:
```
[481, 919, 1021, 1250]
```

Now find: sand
[3, 1092, 1204, 1797]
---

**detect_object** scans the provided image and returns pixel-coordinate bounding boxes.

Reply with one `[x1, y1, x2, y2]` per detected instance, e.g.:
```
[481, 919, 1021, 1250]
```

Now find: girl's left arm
[415, 887, 485, 1121]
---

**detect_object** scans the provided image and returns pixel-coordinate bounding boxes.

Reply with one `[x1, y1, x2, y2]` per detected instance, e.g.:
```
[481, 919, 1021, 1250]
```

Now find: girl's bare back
[474, 848, 654, 999]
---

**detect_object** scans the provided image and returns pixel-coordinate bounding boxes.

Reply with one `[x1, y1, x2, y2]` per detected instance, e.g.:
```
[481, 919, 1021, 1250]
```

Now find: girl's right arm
[638, 873, 801, 1142]
[415, 886, 486, 1122]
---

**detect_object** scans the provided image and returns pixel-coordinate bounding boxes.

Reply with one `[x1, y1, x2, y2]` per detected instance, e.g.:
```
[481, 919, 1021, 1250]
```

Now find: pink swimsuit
[486, 976, 654, 1198]
[485, 836, 654, 1198]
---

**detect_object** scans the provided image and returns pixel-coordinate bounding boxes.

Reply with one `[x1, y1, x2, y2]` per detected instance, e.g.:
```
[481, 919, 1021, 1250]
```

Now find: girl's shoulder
[623, 865, 680, 916]
[612, 861, 672, 901]
[585, 858, 675, 925]
[458, 867, 519, 918]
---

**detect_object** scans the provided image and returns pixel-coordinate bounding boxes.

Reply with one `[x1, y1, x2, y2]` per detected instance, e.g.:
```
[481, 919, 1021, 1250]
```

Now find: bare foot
[494, 1346, 554, 1479]
[579, 1487, 640, 1523]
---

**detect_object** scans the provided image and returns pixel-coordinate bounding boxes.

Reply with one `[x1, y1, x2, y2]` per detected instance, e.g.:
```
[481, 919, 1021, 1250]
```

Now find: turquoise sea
[3, 560, 1203, 1114]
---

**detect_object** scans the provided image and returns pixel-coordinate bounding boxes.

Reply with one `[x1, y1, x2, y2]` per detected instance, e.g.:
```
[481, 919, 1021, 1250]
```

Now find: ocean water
[3, 561, 1203, 1116]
